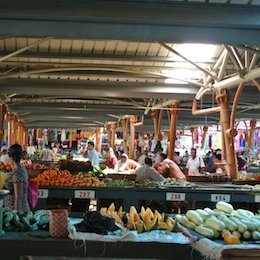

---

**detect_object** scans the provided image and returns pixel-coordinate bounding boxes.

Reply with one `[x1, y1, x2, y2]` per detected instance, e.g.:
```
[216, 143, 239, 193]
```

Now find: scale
[0, 189, 10, 236]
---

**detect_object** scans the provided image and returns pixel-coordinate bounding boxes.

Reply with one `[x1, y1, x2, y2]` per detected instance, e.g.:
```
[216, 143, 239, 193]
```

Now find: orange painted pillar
[216, 90, 237, 179]
[106, 124, 111, 148]
[151, 110, 162, 141]
[110, 123, 116, 151]
[0, 103, 6, 148]
[129, 116, 136, 159]
[95, 128, 102, 154]
[201, 126, 208, 149]
[17, 119, 24, 145]
[5, 112, 17, 146]
[122, 118, 129, 154]
[248, 119, 256, 149]
[168, 104, 179, 160]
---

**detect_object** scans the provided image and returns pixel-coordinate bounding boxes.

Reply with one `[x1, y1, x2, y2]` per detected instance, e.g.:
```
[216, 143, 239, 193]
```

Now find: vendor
[156, 153, 186, 180]
[105, 147, 118, 169]
[186, 148, 205, 174]
[114, 153, 141, 174]
[136, 157, 164, 182]
[212, 149, 230, 176]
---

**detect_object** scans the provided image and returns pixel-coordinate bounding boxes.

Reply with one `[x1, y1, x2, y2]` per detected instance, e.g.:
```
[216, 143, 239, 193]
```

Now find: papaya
[145, 215, 158, 231]
[166, 216, 175, 232]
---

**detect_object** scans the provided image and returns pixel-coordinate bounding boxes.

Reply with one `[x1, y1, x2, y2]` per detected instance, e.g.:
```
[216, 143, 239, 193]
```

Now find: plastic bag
[28, 178, 39, 209]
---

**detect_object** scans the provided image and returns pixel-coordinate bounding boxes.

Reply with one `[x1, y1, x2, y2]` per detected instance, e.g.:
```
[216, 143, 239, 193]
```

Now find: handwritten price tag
[166, 192, 185, 201]
[74, 190, 95, 199]
[38, 189, 49, 198]
[255, 194, 260, 203]
[211, 194, 230, 202]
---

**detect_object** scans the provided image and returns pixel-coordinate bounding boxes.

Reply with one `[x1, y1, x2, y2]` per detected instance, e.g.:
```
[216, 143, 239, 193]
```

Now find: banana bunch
[100, 203, 175, 233]
[2, 208, 49, 232]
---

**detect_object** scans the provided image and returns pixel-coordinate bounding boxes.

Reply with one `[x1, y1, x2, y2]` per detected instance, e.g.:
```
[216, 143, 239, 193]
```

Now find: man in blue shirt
[87, 141, 99, 167]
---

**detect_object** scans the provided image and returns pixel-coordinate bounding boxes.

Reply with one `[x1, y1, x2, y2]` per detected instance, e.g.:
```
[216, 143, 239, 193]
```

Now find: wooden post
[190, 127, 195, 148]
[17, 119, 24, 145]
[216, 90, 237, 179]
[129, 116, 136, 159]
[201, 126, 208, 149]
[151, 110, 162, 141]
[248, 119, 256, 149]
[168, 104, 179, 160]
[0, 103, 6, 148]
[95, 128, 102, 154]
[122, 118, 129, 154]
[106, 124, 111, 148]
[5, 112, 17, 147]
[110, 123, 116, 151]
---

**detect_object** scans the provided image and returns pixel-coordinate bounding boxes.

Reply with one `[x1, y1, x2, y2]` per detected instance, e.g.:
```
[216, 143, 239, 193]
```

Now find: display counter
[37, 183, 258, 211]
[0, 230, 197, 260]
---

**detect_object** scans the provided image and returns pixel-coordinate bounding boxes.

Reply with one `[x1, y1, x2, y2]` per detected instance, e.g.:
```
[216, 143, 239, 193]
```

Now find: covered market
[0, 0, 260, 259]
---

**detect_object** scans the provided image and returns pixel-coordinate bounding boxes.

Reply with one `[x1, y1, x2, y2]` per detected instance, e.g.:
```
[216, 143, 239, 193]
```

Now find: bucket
[48, 209, 69, 237]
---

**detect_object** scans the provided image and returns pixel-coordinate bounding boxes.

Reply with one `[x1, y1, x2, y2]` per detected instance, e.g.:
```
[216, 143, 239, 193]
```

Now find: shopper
[158, 153, 186, 180]
[106, 147, 118, 169]
[114, 153, 141, 174]
[0, 146, 12, 165]
[41, 144, 55, 161]
[186, 148, 205, 174]
[136, 157, 164, 182]
[137, 149, 149, 166]
[3, 144, 30, 213]
[87, 141, 100, 167]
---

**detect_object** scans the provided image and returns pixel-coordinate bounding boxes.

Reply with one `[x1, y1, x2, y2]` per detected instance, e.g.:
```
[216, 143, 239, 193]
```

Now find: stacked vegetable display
[175, 201, 260, 244]
[2, 208, 49, 232]
[34, 168, 104, 187]
[100, 203, 175, 233]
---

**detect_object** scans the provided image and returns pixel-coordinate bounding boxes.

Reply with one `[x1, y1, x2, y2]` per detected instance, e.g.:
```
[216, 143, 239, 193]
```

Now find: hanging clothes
[61, 129, 66, 142]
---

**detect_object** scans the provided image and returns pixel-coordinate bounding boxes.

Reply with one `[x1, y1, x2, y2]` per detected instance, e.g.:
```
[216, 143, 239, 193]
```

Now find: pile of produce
[99, 203, 175, 233]
[159, 177, 194, 188]
[2, 208, 49, 232]
[0, 162, 12, 172]
[34, 168, 104, 187]
[59, 160, 93, 173]
[25, 162, 47, 170]
[175, 201, 260, 244]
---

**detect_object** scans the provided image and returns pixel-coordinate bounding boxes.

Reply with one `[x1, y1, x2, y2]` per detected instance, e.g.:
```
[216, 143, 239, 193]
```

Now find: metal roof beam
[0, 1, 259, 44]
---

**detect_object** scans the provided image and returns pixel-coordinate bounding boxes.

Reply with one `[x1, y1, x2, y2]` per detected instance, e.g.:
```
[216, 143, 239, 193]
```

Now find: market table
[36, 184, 258, 211]
[0, 230, 199, 260]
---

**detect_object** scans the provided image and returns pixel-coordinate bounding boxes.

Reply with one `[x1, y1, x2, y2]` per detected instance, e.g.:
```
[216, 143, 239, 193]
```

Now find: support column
[216, 90, 237, 179]
[129, 116, 136, 159]
[17, 119, 24, 145]
[110, 123, 116, 151]
[168, 104, 179, 160]
[106, 124, 111, 148]
[248, 119, 256, 149]
[122, 118, 129, 154]
[151, 110, 162, 141]
[0, 103, 7, 148]
[95, 128, 102, 154]
[190, 127, 195, 148]
[5, 112, 17, 147]
[201, 126, 208, 149]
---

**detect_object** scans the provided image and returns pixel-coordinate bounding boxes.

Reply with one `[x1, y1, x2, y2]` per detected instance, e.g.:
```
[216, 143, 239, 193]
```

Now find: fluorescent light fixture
[164, 78, 187, 84]
[163, 69, 203, 84]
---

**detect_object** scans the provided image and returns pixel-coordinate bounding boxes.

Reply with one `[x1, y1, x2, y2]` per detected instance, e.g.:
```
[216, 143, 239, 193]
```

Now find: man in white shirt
[0, 146, 12, 165]
[41, 145, 55, 161]
[186, 148, 205, 173]
[137, 149, 149, 166]
[87, 141, 99, 167]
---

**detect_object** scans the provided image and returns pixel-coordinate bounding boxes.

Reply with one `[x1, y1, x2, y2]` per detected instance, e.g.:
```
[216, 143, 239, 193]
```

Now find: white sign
[38, 189, 49, 198]
[74, 190, 95, 199]
[166, 192, 186, 201]
[255, 194, 260, 203]
[211, 194, 231, 202]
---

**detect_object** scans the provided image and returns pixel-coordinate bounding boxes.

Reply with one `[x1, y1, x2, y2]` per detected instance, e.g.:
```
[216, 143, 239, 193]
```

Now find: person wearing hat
[0, 146, 12, 165]
[114, 153, 141, 174]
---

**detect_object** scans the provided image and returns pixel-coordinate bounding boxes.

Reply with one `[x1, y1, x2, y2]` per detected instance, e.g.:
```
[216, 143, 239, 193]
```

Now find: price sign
[166, 192, 186, 201]
[74, 190, 95, 199]
[255, 194, 260, 203]
[38, 189, 49, 198]
[211, 194, 230, 202]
